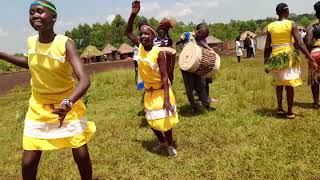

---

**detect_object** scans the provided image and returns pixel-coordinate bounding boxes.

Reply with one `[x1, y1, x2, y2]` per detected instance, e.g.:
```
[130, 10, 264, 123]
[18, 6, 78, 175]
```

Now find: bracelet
[60, 99, 73, 109]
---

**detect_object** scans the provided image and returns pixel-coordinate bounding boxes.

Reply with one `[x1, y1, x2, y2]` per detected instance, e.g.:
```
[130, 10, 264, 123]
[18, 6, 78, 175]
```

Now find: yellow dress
[23, 35, 96, 150]
[138, 44, 179, 132]
[267, 20, 302, 87]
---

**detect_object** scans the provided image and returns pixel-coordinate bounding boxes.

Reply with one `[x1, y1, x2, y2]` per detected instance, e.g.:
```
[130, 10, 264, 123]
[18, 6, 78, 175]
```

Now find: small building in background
[240, 31, 257, 41]
[255, 27, 267, 50]
[102, 44, 119, 61]
[206, 35, 222, 52]
[118, 43, 134, 60]
[80, 45, 102, 64]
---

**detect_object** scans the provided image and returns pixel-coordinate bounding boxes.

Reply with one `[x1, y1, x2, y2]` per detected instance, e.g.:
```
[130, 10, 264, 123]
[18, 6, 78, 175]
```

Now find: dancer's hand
[51, 104, 71, 128]
[131, 0, 140, 15]
[163, 99, 175, 117]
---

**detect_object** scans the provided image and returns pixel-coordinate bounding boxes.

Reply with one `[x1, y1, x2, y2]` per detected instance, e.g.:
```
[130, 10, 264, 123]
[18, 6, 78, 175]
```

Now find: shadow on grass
[294, 101, 314, 109]
[178, 104, 204, 117]
[254, 108, 287, 119]
[136, 109, 149, 128]
[133, 139, 168, 156]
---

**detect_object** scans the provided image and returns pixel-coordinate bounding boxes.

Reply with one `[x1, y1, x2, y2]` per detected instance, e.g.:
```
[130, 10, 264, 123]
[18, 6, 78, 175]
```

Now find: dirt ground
[0, 60, 134, 94]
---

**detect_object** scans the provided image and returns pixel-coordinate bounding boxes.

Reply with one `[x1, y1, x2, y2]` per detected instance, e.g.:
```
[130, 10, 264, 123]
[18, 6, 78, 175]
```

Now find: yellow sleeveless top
[138, 44, 162, 89]
[27, 35, 76, 104]
[268, 20, 295, 56]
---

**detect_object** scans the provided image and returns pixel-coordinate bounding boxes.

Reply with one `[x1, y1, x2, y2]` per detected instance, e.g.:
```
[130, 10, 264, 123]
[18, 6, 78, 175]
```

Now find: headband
[141, 25, 157, 36]
[30, 1, 57, 15]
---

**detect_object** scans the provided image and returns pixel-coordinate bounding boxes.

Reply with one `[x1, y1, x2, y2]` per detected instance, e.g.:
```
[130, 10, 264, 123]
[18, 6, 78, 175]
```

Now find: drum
[160, 47, 177, 84]
[179, 43, 220, 78]
[310, 47, 320, 82]
[311, 47, 320, 65]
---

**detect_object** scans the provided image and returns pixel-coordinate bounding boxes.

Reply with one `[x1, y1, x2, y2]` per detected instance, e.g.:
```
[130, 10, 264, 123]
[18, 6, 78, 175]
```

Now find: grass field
[1, 55, 320, 179]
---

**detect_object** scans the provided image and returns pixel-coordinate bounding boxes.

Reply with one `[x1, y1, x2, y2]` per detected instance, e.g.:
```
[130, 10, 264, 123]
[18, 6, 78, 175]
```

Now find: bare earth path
[0, 60, 134, 94]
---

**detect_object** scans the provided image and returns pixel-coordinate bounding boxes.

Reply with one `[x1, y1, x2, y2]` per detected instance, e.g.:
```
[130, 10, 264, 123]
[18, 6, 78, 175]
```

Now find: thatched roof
[206, 36, 222, 44]
[256, 26, 268, 37]
[240, 31, 257, 40]
[118, 43, 133, 54]
[102, 44, 117, 54]
[80, 45, 102, 58]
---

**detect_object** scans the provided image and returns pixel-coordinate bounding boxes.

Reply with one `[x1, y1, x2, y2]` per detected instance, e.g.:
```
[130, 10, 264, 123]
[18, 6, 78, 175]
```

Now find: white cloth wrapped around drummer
[179, 43, 220, 78]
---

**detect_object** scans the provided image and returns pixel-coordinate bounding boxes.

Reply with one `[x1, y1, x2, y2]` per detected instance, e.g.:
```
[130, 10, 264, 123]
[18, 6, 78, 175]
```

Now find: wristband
[60, 99, 73, 109]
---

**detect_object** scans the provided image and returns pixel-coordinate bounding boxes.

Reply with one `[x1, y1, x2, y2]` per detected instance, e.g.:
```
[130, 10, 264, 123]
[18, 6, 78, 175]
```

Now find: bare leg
[311, 82, 319, 106]
[164, 129, 173, 146]
[151, 128, 166, 143]
[276, 86, 284, 111]
[285, 86, 294, 115]
[22, 150, 42, 180]
[72, 144, 92, 180]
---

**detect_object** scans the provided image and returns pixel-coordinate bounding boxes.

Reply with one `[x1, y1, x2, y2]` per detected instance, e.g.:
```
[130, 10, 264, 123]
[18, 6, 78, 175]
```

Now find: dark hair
[236, 36, 240, 41]
[138, 20, 150, 31]
[314, 1, 320, 19]
[196, 23, 208, 30]
[276, 3, 289, 15]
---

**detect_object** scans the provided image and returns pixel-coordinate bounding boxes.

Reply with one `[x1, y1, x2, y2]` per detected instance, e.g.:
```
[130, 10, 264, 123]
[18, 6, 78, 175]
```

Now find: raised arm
[125, 0, 140, 46]
[264, 31, 272, 63]
[0, 52, 29, 69]
[306, 25, 314, 52]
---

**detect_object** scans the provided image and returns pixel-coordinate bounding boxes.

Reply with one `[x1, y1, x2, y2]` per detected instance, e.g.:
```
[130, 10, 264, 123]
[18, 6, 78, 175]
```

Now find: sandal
[313, 103, 320, 109]
[277, 109, 286, 116]
[286, 113, 296, 119]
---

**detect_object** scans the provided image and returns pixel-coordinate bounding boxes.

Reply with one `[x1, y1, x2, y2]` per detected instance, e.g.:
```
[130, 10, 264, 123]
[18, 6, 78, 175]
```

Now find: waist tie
[144, 86, 164, 92]
[272, 43, 293, 49]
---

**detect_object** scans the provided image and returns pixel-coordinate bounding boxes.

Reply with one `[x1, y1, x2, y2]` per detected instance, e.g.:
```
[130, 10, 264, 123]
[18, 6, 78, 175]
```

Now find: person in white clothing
[250, 36, 255, 58]
[235, 36, 243, 63]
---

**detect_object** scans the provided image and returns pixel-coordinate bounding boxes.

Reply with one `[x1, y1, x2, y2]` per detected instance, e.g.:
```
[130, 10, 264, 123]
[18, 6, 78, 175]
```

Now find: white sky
[0, 0, 316, 53]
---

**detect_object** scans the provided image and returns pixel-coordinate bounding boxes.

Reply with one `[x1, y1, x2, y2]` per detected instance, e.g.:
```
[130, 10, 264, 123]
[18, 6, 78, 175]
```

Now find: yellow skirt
[271, 67, 302, 87]
[23, 97, 96, 151]
[144, 88, 179, 132]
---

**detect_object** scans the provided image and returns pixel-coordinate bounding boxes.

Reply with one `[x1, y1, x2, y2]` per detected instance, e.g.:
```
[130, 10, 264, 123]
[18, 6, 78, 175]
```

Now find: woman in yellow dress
[126, 1, 179, 156]
[264, 3, 318, 118]
[0, 1, 95, 179]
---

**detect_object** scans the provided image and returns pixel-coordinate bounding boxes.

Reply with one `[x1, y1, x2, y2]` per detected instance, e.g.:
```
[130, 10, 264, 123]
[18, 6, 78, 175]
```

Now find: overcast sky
[0, 0, 316, 53]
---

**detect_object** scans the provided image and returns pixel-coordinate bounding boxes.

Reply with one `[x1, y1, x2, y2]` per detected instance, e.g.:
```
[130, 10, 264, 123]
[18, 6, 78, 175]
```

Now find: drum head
[160, 47, 177, 55]
[179, 43, 202, 72]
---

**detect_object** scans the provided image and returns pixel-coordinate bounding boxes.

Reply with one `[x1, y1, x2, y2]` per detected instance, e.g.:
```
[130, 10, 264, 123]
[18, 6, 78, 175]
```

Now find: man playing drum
[178, 23, 215, 114]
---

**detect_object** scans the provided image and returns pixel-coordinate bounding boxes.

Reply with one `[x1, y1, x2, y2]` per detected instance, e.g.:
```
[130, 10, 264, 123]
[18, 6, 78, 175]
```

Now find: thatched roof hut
[80, 45, 102, 58]
[102, 44, 118, 55]
[206, 36, 222, 45]
[118, 43, 133, 54]
[240, 31, 257, 40]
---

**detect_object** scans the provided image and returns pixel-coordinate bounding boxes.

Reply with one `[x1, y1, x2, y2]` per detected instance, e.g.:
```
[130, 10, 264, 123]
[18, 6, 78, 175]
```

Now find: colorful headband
[30, 1, 57, 14]
[141, 25, 157, 36]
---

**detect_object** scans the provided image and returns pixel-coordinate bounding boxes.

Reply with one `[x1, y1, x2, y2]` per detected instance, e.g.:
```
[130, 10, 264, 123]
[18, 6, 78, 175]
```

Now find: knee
[73, 152, 90, 165]
[22, 158, 37, 171]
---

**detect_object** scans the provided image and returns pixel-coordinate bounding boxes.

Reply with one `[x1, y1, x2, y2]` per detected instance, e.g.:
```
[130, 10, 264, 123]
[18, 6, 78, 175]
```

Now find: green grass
[0, 61, 23, 73]
[1, 55, 320, 179]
